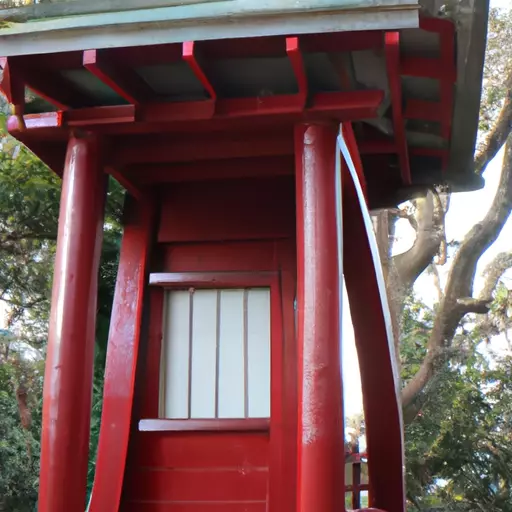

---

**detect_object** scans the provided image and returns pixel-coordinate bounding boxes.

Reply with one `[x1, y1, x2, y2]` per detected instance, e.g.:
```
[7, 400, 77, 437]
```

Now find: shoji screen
[160, 288, 271, 419]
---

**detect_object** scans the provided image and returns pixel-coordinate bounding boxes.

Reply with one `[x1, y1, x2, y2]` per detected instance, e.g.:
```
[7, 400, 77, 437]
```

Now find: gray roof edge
[0, 1, 420, 57]
[446, 0, 490, 192]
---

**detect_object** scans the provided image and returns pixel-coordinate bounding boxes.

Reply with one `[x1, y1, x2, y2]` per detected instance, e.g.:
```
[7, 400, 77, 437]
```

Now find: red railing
[345, 449, 369, 509]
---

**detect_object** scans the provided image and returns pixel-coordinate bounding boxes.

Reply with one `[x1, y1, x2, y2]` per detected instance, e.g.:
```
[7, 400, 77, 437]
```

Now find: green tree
[401, 293, 512, 511]
[0, 333, 43, 511]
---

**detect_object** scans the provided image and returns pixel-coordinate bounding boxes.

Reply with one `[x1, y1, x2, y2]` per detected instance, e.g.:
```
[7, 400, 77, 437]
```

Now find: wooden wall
[121, 175, 297, 512]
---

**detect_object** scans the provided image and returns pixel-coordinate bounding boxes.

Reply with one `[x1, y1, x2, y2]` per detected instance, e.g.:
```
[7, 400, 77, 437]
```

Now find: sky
[343, 0, 511, 417]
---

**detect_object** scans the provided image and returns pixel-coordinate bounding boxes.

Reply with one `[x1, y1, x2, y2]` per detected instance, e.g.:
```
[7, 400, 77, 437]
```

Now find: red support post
[38, 134, 106, 512]
[295, 123, 344, 512]
[88, 195, 155, 512]
[341, 132, 406, 512]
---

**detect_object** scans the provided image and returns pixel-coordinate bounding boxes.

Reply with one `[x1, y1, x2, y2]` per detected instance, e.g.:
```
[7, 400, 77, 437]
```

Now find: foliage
[479, 7, 512, 137]
[0, 347, 43, 511]
[402, 296, 512, 511]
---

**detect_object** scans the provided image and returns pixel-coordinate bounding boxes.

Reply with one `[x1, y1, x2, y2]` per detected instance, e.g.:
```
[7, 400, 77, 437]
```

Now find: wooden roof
[0, 0, 489, 208]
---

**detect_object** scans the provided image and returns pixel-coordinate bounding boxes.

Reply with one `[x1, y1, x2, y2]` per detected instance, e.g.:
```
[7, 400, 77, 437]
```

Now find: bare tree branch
[479, 251, 512, 299]
[402, 134, 512, 408]
[429, 264, 443, 304]
[374, 210, 403, 359]
[393, 191, 444, 297]
[475, 68, 512, 175]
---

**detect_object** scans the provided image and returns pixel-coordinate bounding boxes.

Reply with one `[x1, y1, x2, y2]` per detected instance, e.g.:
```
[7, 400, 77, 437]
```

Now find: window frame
[139, 271, 282, 433]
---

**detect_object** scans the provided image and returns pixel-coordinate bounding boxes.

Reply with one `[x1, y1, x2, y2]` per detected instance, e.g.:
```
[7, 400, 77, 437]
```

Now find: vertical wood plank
[218, 289, 245, 418]
[191, 290, 218, 418]
[89, 194, 155, 512]
[162, 290, 190, 418]
[247, 289, 271, 417]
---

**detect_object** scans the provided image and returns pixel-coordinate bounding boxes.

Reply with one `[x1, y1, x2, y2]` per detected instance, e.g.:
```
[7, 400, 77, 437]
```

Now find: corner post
[38, 133, 106, 512]
[294, 123, 345, 511]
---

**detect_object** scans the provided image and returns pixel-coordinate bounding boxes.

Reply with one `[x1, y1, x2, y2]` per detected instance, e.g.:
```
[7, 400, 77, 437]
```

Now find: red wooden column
[38, 134, 106, 512]
[294, 123, 345, 512]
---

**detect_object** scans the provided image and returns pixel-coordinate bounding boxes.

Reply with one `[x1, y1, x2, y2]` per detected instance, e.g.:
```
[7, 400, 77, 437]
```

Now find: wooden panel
[124, 467, 268, 502]
[157, 177, 295, 243]
[190, 290, 218, 418]
[130, 432, 269, 468]
[218, 289, 245, 418]
[247, 289, 271, 417]
[122, 502, 267, 512]
[161, 291, 190, 418]
[139, 418, 270, 432]
[163, 241, 277, 272]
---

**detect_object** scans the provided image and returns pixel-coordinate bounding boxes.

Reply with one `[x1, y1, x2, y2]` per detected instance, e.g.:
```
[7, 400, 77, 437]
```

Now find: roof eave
[0, 0, 419, 57]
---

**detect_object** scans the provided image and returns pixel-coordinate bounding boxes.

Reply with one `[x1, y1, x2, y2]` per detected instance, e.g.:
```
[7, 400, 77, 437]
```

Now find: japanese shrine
[0, 0, 489, 510]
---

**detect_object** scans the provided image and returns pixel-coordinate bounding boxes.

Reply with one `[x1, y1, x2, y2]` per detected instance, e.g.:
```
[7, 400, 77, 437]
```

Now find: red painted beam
[4, 56, 95, 110]
[182, 41, 216, 100]
[65, 105, 136, 126]
[88, 195, 155, 512]
[110, 131, 294, 165]
[404, 99, 444, 122]
[139, 418, 270, 431]
[400, 56, 456, 82]
[385, 32, 411, 185]
[216, 95, 303, 117]
[105, 165, 144, 199]
[83, 49, 154, 105]
[125, 156, 294, 184]
[144, 100, 215, 122]
[195, 32, 384, 59]
[295, 123, 344, 512]
[286, 37, 307, 106]
[342, 122, 368, 202]
[79, 32, 383, 71]
[341, 139, 405, 512]
[7, 89, 384, 136]
[312, 90, 383, 114]
[38, 134, 106, 512]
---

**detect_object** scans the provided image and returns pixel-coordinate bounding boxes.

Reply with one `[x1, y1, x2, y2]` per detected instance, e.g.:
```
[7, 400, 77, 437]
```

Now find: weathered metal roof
[0, 0, 420, 56]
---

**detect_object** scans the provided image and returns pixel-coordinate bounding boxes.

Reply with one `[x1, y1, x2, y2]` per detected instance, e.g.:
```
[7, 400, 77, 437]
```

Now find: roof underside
[0, 0, 488, 208]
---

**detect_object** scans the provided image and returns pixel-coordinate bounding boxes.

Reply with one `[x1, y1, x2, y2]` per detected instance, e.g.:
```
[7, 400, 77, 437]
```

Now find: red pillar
[38, 134, 106, 512]
[295, 123, 344, 512]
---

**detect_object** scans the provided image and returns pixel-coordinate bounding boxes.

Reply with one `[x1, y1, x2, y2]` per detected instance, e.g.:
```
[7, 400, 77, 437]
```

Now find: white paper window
[160, 288, 271, 419]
